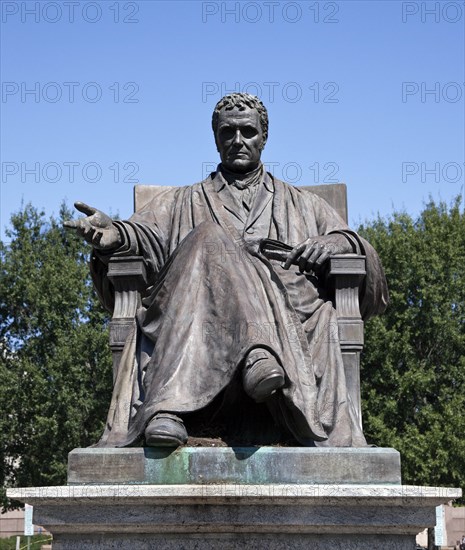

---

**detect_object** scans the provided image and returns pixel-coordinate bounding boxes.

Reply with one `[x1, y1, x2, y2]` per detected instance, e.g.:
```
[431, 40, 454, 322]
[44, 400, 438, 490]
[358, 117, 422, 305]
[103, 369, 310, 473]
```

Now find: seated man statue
[65, 93, 388, 449]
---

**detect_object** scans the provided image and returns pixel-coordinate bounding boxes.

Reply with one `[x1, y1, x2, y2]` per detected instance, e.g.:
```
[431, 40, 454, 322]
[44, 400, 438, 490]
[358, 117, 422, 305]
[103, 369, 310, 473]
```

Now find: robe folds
[91, 171, 388, 448]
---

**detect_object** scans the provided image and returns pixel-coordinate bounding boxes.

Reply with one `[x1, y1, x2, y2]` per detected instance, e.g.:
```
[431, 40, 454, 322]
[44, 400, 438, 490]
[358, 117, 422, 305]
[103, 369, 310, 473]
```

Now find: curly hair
[212, 93, 268, 145]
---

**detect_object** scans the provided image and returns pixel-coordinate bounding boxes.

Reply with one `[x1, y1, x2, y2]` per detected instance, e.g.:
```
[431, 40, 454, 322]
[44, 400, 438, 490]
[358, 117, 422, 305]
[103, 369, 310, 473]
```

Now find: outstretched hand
[283, 234, 352, 273]
[63, 201, 122, 250]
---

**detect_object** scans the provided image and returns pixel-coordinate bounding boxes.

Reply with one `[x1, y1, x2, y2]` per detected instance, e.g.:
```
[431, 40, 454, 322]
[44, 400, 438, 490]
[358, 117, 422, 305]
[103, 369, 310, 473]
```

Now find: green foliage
[2, 198, 464, 512]
[0, 534, 51, 550]
[359, 198, 465, 496]
[0, 204, 112, 510]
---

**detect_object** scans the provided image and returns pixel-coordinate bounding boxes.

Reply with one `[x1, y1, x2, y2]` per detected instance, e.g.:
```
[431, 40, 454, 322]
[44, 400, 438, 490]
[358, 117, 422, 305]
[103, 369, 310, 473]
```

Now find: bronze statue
[65, 93, 388, 448]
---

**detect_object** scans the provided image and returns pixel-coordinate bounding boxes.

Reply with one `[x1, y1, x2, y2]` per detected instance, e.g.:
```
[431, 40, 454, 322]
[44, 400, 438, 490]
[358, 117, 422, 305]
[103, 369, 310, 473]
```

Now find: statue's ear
[259, 126, 267, 151]
[213, 131, 220, 152]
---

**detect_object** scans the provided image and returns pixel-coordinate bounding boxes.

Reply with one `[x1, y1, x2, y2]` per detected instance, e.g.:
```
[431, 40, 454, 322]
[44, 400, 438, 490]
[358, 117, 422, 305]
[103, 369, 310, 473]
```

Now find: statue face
[215, 107, 264, 174]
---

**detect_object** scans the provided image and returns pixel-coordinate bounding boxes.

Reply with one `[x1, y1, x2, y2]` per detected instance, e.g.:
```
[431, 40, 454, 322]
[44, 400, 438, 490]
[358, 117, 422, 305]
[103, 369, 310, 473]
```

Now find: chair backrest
[134, 183, 348, 223]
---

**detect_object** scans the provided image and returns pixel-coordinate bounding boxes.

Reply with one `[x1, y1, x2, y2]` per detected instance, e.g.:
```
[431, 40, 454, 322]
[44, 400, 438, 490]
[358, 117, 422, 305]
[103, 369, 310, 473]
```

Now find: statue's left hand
[283, 234, 352, 273]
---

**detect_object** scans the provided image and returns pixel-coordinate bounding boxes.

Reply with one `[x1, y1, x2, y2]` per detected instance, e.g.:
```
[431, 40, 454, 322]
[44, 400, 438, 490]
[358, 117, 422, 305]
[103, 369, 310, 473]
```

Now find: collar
[212, 164, 274, 193]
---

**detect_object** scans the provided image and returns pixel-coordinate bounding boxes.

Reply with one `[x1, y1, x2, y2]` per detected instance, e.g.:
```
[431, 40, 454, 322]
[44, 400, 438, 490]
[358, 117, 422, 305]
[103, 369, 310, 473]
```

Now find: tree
[2, 198, 464, 512]
[359, 198, 465, 497]
[0, 204, 112, 510]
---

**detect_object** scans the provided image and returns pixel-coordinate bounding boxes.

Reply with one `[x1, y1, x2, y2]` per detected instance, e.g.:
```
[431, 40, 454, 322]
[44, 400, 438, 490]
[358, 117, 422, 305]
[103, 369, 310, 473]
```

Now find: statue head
[212, 93, 269, 174]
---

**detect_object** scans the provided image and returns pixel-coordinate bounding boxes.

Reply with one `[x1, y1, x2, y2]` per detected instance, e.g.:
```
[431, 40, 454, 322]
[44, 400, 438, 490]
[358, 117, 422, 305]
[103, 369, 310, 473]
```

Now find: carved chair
[107, 183, 366, 434]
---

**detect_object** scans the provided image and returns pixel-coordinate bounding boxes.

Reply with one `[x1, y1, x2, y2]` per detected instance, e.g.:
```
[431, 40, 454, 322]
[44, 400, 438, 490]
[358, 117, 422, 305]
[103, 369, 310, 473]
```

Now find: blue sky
[1, 0, 464, 241]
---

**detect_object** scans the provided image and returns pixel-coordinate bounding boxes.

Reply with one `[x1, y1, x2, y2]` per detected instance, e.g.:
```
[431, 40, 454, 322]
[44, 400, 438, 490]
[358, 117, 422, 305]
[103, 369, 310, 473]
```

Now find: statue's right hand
[63, 201, 122, 250]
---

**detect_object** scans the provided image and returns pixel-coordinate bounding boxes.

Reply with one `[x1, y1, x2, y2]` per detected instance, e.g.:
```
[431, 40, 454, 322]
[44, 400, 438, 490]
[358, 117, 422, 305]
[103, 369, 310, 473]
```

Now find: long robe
[91, 171, 388, 447]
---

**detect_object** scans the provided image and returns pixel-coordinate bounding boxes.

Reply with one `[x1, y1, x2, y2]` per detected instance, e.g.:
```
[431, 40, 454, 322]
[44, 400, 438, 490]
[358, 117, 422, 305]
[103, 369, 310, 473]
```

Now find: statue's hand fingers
[63, 219, 80, 230]
[74, 201, 97, 217]
[298, 242, 319, 273]
[283, 243, 306, 270]
[82, 228, 94, 240]
[92, 230, 103, 248]
[304, 243, 326, 271]
[80, 220, 96, 241]
[312, 249, 330, 271]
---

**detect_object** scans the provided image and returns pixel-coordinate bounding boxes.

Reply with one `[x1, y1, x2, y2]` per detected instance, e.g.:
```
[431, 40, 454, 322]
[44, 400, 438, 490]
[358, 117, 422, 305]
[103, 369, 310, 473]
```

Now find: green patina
[68, 447, 402, 485]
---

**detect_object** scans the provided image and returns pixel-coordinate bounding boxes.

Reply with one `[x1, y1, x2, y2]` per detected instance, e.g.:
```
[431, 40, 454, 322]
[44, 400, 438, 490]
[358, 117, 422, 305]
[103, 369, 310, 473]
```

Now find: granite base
[8, 484, 461, 549]
[8, 448, 461, 549]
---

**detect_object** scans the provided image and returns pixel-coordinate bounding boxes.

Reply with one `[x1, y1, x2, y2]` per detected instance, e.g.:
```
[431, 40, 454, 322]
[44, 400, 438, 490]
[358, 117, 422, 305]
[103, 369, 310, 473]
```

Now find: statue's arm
[310, 193, 389, 319]
[277, 189, 388, 319]
[274, 190, 355, 273]
[64, 200, 169, 314]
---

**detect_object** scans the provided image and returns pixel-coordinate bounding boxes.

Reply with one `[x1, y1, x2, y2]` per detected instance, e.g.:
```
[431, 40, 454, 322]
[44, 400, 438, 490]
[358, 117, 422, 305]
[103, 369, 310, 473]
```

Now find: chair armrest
[107, 256, 148, 381]
[328, 254, 366, 350]
[327, 254, 366, 429]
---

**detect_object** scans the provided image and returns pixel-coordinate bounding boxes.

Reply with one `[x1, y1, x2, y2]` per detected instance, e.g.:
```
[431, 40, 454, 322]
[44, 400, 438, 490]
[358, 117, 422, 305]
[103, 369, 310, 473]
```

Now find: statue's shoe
[243, 349, 285, 402]
[144, 413, 188, 447]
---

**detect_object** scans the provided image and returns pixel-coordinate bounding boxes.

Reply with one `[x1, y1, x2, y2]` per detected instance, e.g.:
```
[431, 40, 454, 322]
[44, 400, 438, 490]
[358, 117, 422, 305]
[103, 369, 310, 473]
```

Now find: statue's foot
[243, 349, 285, 402]
[145, 413, 188, 447]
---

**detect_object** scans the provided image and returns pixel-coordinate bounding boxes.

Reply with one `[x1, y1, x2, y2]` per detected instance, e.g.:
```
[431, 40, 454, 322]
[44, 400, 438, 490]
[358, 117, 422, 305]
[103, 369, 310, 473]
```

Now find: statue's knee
[179, 222, 238, 266]
[190, 221, 227, 239]
[186, 221, 232, 249]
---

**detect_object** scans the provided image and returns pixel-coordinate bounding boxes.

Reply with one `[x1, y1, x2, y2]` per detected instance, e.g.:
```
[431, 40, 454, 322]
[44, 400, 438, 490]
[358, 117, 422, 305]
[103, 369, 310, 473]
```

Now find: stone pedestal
[7, 447, 462, 549]
[8, 483, 461, 549]
[68, 447, 402, 485]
